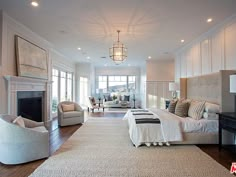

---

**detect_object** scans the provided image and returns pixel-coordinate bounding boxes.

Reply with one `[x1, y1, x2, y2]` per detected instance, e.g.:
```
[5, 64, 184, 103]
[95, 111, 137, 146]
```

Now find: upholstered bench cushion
[63, 111, 83, 118]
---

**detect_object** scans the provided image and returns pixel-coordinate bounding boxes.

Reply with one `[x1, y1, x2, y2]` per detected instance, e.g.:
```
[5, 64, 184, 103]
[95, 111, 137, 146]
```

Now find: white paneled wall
[175, 15, 236, 81]
[146, 81, 172, 109]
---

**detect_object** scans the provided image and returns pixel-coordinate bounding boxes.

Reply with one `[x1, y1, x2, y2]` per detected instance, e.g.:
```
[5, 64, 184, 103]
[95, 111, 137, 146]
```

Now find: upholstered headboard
[180, 70, 236, 112]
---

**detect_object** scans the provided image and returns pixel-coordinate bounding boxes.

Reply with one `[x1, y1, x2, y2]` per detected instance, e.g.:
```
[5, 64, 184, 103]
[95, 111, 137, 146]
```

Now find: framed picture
[15, 35, 48, 80]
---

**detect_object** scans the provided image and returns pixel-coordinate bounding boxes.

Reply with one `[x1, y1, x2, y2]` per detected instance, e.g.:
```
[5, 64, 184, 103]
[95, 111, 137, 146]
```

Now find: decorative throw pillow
[188, 101, 205, 120]
[124, 95, 130, 101]
[203, 112, 219, 120]
[13, 116, 25, 128]
[61, 104, 75, 112]
[175, 101, 189, 117]
[168, 99, 178, 113]
[204, 102, 220, 113]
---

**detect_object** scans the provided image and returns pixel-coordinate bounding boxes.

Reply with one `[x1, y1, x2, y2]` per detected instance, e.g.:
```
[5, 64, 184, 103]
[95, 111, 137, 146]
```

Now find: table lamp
[169, 82, 179, 99]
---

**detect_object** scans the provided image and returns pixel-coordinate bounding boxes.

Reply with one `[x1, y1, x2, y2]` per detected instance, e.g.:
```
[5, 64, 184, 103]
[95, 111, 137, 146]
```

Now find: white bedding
[123, 108, 218, 147]
[180, 117, 218, 133]
[149, 108, 218, 133]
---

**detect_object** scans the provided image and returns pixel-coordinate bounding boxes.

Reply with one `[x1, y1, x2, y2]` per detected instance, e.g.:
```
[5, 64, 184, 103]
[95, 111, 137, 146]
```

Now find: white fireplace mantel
[4, 75, 52, 122]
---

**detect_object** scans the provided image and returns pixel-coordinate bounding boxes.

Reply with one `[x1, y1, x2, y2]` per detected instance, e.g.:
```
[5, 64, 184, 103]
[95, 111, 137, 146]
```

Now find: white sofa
[0, 114, 49, 165]
[103, 93, 131, 108]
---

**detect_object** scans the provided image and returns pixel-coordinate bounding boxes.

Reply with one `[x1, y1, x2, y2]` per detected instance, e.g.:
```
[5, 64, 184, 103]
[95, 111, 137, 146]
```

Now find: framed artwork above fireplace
[15, 35, 48, 80]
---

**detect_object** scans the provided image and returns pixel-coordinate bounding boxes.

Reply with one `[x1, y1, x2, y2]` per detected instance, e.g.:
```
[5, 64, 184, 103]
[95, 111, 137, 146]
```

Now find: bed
[123, 108, 219, 147]
[124, 70, 236, 147]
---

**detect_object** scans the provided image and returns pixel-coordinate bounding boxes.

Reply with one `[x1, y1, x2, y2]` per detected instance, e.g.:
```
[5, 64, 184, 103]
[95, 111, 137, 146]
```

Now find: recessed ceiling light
[181, 39, 185, 43]
[207, 18, 213, 23]
[148, 56, 152, 59]
[77, 47, 81, 50]
[31, 1, 39, 7]
[86, 56, 90, 59]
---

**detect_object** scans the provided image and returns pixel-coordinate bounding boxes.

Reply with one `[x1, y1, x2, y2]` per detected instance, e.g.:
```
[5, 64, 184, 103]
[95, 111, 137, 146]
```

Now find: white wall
[146, 59, 174, 109]
[75, 62, 94, 103]
[146, 60, 175, 81]
[140, 66, 146, 108]
[0, 12, 76, 117]
[175, 14, 236, 81]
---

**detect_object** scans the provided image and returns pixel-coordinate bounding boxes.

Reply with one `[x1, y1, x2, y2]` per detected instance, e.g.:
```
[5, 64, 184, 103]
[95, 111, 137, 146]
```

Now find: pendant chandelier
[109, 30, 127, 65]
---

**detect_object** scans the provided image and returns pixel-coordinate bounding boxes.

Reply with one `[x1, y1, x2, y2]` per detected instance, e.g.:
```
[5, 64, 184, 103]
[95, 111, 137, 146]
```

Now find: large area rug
[30, 118, 231, 177]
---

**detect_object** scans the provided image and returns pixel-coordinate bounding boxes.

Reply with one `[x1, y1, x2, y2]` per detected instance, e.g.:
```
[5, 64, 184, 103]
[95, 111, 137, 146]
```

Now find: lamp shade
[230, 75, 236, 93]
[169, 82, 179, 91]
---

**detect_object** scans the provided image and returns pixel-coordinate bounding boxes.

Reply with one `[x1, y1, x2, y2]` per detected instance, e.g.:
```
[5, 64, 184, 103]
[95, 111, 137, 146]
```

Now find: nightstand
[218, 112, 236, 153]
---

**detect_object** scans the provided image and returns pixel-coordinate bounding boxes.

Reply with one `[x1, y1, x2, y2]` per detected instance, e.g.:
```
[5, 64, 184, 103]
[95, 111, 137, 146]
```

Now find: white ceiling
[1, 0, 236, 67]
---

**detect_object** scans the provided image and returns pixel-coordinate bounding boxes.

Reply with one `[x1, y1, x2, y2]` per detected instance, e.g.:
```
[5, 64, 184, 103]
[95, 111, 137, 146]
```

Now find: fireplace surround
[4, 75, 51, 123]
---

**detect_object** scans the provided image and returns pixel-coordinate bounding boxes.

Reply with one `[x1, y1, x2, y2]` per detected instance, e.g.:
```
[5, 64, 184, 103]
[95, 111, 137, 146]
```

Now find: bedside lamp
[230, 74, 236, 112]
[169, 82, 179, 99]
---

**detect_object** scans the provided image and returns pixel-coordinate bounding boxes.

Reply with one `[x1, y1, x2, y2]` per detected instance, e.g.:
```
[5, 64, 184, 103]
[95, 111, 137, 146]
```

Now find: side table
[218, 112, 236, 153]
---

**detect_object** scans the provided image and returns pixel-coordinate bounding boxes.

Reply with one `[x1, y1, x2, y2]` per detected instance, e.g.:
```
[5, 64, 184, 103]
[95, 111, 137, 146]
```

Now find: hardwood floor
[0, 111, 235, 177]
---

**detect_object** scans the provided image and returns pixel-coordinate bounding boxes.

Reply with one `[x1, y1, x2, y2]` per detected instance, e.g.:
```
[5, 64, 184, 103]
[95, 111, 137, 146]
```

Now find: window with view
[97, 75, 136, 93]
[51, 68, 73, 114]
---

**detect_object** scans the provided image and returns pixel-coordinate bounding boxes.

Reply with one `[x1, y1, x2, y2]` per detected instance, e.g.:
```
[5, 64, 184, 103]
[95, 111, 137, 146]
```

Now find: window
[128, 76, 136, 90]
[67, 73, 73, 101]
[52, 69, 59, 113]
[97, 75, 136, 92]
[108, 76, 127, 92]
[98, 76, 107, 89]
[60, 71, 66, 101]
[51, 68, 73, 114]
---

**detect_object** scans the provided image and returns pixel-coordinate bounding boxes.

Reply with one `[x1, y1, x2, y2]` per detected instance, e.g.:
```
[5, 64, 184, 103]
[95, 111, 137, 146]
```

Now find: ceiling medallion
[109, 30, 127, 65]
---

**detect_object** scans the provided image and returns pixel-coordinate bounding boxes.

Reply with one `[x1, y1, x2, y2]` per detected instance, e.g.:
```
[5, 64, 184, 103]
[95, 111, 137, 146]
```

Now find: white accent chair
[87, 96, 104, 113]
[57, 101, 84, 126]
[0, 114, 49, 165]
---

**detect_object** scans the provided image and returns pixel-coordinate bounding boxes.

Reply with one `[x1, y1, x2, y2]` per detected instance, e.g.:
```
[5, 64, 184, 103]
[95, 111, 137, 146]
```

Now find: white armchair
[0, 114, 49, 165]
[58, 101, 84, 126]
[87, 96, 104, 113]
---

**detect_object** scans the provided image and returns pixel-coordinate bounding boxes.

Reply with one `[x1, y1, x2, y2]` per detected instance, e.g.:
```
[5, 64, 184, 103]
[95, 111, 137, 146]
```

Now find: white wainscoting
[175, 15, 236, 81]
[146, 81, 172, 109]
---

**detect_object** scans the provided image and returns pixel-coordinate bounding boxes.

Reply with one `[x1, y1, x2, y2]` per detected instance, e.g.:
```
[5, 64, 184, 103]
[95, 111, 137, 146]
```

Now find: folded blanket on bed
[133, 114, 158, 119]
[131, 109, 149, 112]
[149, 108, 183, 142]
[135, 118, 161, 124]
[132, 112, 153, 115]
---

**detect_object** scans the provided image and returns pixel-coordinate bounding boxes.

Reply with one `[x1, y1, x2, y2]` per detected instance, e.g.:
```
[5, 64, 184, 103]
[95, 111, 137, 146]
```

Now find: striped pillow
[168, 100, 178, 113]
[188, 101, 205, 120]
[175, 101, 189, 117]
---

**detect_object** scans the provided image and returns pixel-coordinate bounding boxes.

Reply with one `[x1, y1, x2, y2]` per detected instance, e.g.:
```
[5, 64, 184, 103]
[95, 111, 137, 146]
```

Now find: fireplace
[4, 75, 51, 124]
[17, 91, 44, 122]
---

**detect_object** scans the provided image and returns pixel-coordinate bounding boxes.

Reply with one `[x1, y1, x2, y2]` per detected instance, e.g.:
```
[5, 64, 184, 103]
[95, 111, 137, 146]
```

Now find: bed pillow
[203, 112, 219, 120]
[13, 116, 25, 128]
[205, 102, 220, 113]
[188, 100, 205, 120]
[168, 99, 178, 113]
[62, 104, 75, 112]
[175, 101, 189, 117]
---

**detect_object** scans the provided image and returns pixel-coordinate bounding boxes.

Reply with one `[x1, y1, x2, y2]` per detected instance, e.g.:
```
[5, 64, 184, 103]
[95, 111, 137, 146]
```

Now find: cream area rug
[30, 118, 231, 177]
